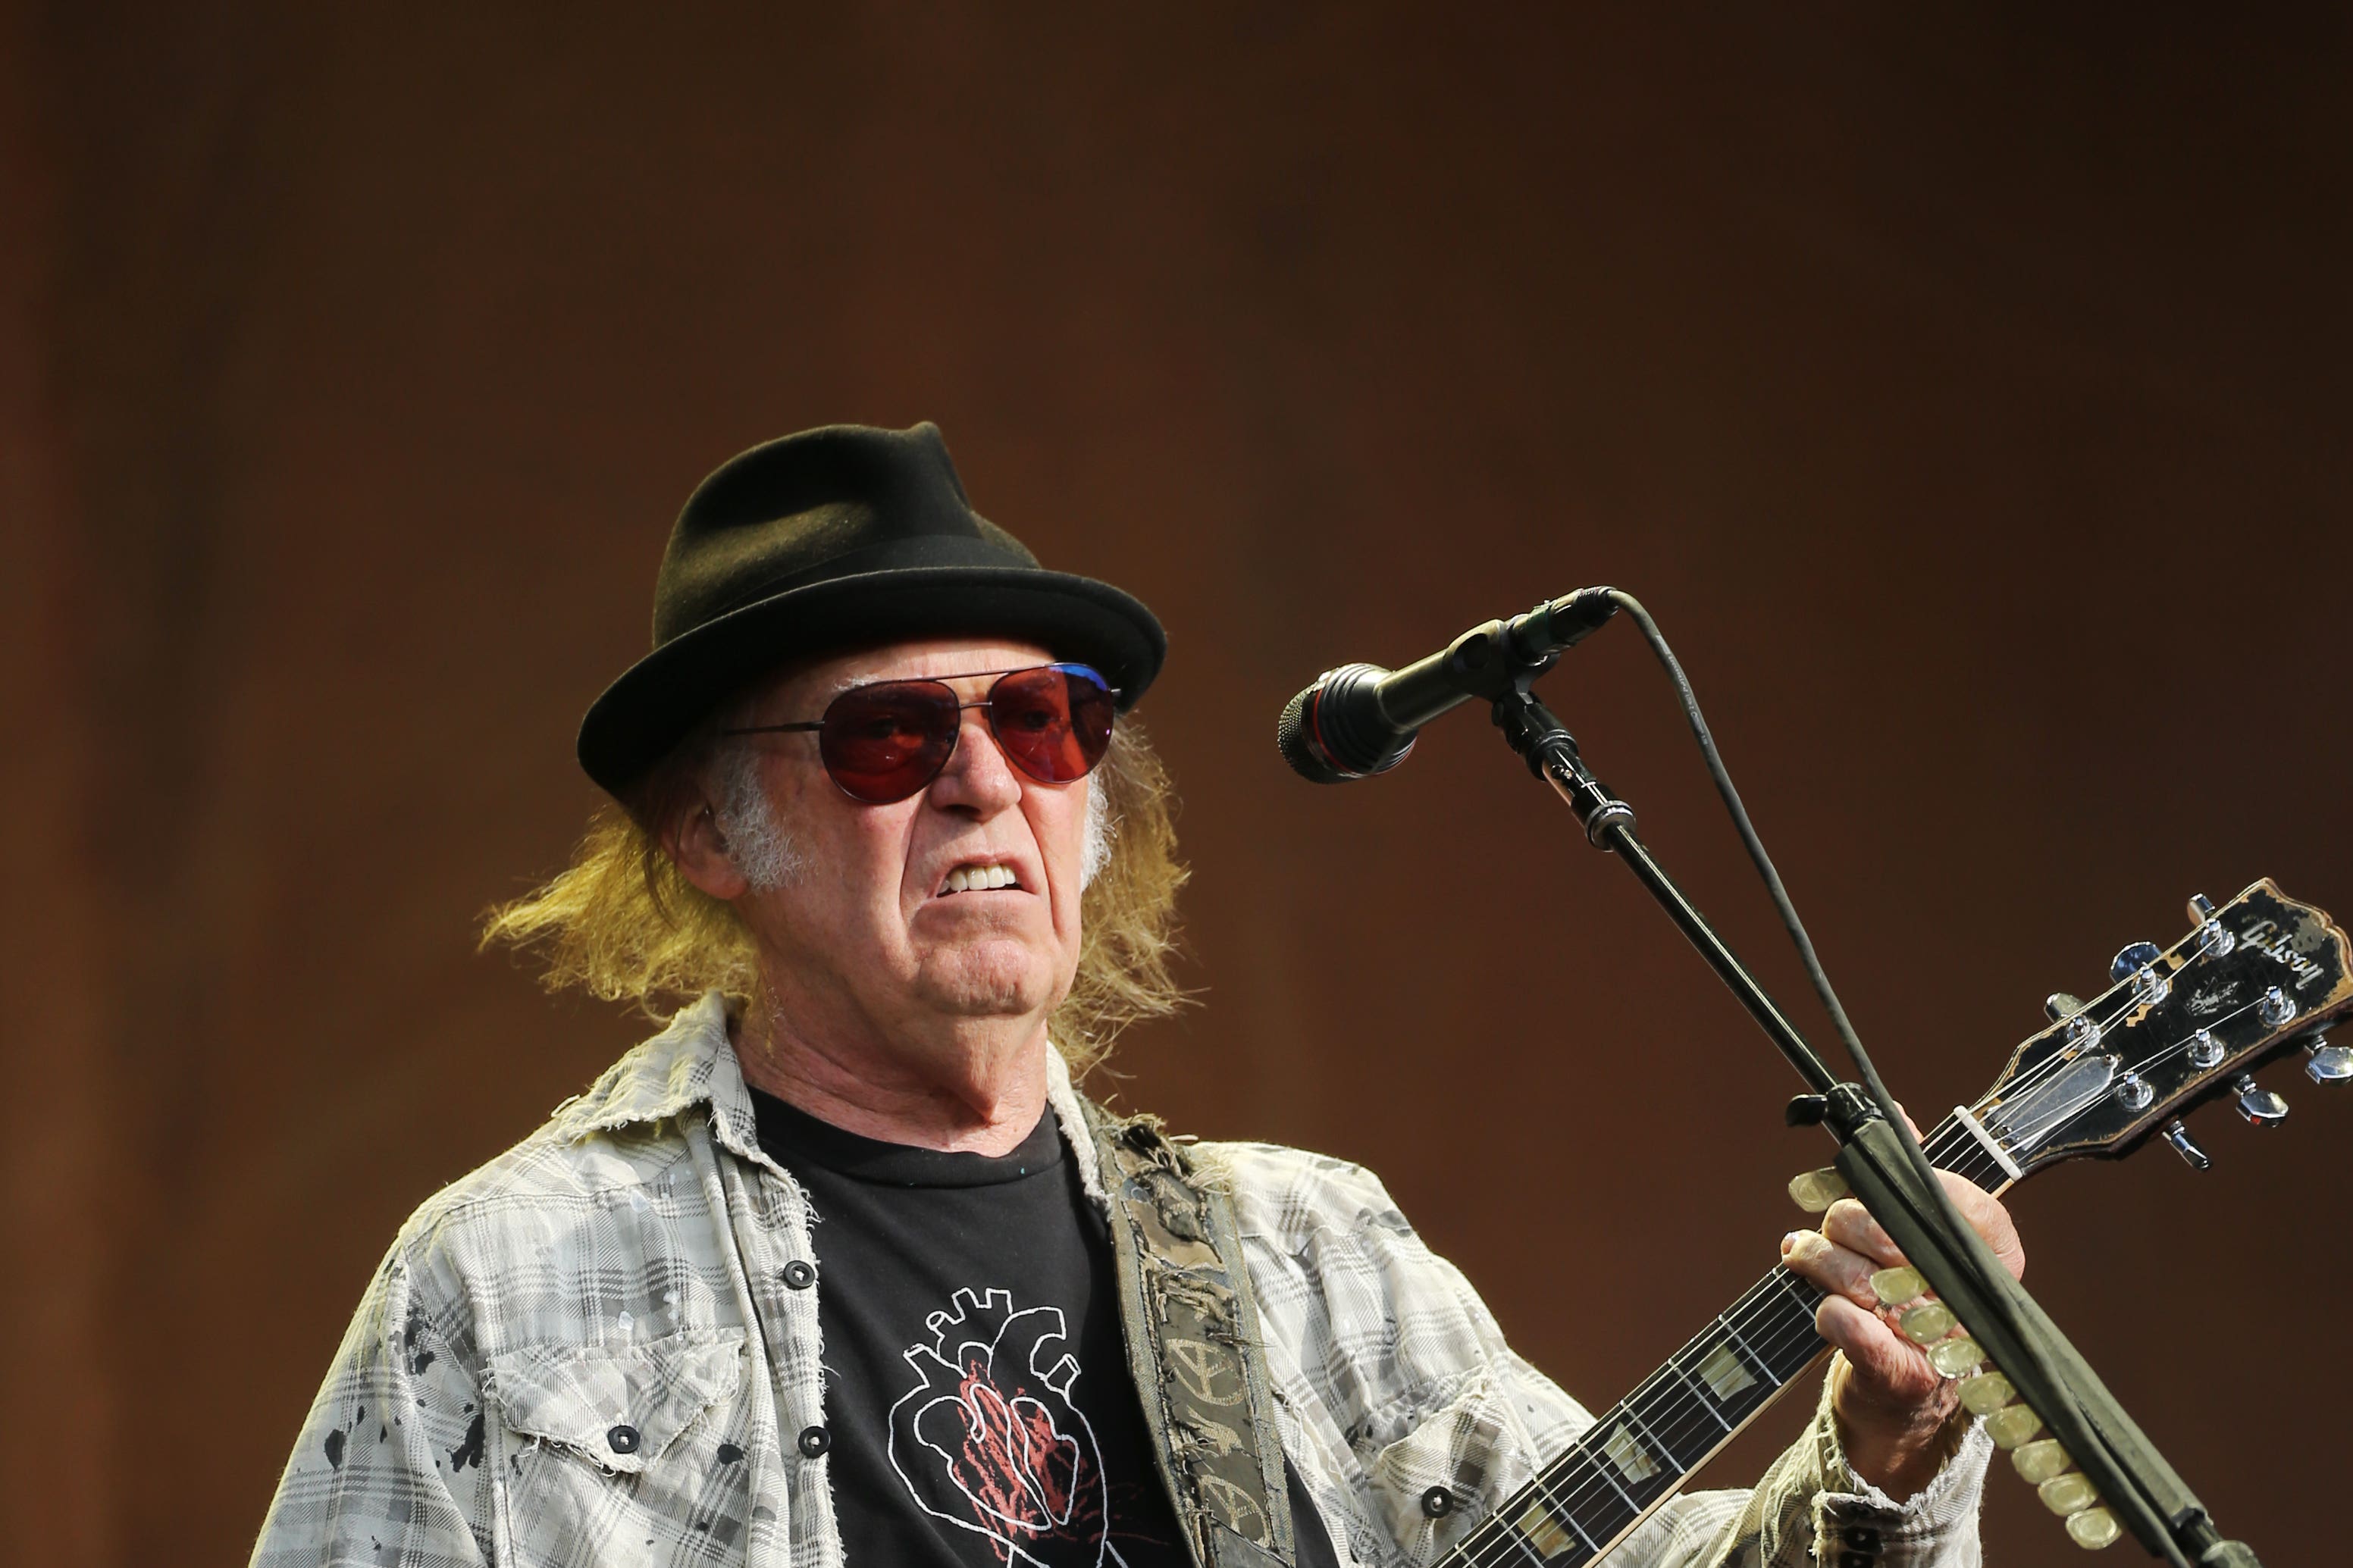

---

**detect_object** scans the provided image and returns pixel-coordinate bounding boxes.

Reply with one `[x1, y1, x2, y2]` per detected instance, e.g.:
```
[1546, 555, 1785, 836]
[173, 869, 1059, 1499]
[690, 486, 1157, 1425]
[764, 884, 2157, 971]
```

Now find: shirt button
[797, 1424, 832, 1458]
[1841, 1526, 1881, 1551]
[1839, 1553, 1874, 1567]
[781, 1260, 816, 1290]
[1420, 1487, 1454, 1519]
[606, 1424, 640, 1455]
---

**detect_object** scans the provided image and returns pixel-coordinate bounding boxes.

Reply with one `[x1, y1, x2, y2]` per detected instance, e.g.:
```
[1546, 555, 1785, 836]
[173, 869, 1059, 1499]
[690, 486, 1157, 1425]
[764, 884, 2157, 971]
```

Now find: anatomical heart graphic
[888, 1287, 1126, 1568]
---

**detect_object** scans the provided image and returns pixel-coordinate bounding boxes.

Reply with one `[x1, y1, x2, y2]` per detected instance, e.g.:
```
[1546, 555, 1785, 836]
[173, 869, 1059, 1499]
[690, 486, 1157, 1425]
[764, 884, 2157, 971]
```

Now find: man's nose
[927, 707, 1023, 815]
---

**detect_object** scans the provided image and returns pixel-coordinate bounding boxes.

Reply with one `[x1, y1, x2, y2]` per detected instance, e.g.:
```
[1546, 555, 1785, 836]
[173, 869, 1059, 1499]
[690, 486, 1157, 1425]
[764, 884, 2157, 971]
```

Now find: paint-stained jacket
[250, 996, 1991, 1567]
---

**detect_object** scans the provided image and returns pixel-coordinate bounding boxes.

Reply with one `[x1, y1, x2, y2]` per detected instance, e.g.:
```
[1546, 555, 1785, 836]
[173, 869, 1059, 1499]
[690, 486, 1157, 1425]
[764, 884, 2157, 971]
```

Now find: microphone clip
[1490, 687, 1638, 848]
[1443, 586, 1621, 705]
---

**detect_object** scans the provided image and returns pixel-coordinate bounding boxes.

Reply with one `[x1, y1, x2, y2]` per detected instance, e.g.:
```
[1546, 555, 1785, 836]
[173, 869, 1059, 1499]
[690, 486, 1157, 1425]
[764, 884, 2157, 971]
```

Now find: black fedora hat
[577, 422, 1166, 797]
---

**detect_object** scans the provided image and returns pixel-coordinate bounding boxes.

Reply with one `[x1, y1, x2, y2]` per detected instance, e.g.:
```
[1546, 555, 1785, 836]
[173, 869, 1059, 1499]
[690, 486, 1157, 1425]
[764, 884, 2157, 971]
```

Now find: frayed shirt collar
[547, 990, 1106, 1203]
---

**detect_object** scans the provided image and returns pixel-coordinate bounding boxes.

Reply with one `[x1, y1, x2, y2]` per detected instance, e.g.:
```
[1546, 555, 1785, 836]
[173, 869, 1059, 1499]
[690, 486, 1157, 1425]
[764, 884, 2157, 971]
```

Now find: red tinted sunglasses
[721, 662, 1120, 804]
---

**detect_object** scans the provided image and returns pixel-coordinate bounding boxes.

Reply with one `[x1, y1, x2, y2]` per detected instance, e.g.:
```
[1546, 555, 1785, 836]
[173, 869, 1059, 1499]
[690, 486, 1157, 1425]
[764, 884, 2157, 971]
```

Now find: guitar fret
[1418, 884, 2353, 1568]
[1669, 1357, 1735, 1433]
[1589, 1439, 1642, 1511]
[1549, 1448, 1637, 1559]
[1469, 1493, 1588, 1567]
[1596, 1413, 1664, 1488]
[1497, 1509, 1562, 1566]
[1767, 1285, 1831, 1382]
[1432, 1112, 1994, 1566]
[1618, 1371, 1691, 1469]
[1638, 1359, 1734, 1463]
[1714, 1311, 1769, 1382]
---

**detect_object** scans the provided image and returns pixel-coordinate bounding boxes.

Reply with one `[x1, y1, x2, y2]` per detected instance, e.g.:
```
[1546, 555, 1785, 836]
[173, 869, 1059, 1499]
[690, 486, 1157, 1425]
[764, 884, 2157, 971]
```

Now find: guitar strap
[1082, 1097, 1297, 1568]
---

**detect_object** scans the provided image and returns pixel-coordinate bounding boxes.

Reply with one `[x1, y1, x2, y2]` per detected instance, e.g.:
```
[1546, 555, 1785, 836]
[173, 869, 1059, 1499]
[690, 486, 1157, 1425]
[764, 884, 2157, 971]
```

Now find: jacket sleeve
[249, 1240, 496, 1568]
[1427, 1216, 1994, 1568]
[1581, 1369, 1991, 1568]
[1221, 1142, 1991, 1568]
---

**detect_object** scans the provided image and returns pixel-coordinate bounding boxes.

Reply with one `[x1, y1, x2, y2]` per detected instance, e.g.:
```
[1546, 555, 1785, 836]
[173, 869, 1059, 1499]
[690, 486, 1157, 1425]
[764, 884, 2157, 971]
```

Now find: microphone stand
[1484, 678, 2261, 1568]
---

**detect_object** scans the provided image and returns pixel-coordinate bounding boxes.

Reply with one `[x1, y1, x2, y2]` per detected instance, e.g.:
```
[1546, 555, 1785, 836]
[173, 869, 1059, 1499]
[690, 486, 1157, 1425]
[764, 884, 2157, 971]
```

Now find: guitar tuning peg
[2304, 1032, 2353, 1084]
[2161, 1118, 2210, 1170]
[2044, 992, 2086, 1023]
[2232, 1073, 2289, 1127]
[2190, 891, 2237, 956]
[2107, 942, 2162, 983]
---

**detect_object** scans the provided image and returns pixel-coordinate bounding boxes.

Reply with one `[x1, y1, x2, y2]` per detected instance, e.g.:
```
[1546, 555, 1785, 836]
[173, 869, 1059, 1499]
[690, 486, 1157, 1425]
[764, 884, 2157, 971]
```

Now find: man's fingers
[1816, 1297, 1940, 1406]
[1821, 1199, 1901, 1268]
[1810, 1172, 2026, 1285]
[1781, 1230, 1881, 1310]
[1935, 1169, 2026, 1281]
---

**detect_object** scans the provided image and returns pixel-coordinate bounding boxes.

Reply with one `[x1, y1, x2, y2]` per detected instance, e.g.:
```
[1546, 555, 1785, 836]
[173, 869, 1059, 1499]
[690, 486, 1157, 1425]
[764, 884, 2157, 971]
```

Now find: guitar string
[1446, 1065, 2027, 1565]
[1455, 1267, 1932, 1568]
[2002, 991, 2270, 1150]
[1452, 1121, 1991, 1567]
[1953, 953, 2202, 1116]
[1919, 934, 2283, 1158]
[1457, 971, 2286, 1568]
[1458, 982, 2281, 1568]
[1456, 939, 2297, 1565]
[1457, 931, 2290, 1565]
[1963, 967, 2281, 1155]
[1449, 1276, 1876, 1568]
[1977, 909, 2313, 1113]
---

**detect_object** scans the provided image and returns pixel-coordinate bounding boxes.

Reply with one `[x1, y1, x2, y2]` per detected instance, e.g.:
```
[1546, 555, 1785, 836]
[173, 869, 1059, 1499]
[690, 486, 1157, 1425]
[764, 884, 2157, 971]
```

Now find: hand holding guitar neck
[1430, 879, 2351, 1565]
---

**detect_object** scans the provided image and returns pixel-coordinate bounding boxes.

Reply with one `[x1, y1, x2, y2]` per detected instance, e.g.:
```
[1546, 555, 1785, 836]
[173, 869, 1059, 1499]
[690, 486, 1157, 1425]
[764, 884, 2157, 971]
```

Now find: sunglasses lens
[989, 665, 1116, 784]
[817, 683, 959, 803]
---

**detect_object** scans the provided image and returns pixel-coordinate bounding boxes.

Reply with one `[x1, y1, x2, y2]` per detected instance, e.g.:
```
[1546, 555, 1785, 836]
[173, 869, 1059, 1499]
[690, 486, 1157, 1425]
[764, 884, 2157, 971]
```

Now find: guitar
[1433, 878, 2353, 1564]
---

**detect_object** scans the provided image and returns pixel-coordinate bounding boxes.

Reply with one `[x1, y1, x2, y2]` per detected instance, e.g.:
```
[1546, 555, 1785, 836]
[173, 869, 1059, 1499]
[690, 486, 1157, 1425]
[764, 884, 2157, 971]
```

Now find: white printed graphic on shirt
[886, 1285, 1132, 1568]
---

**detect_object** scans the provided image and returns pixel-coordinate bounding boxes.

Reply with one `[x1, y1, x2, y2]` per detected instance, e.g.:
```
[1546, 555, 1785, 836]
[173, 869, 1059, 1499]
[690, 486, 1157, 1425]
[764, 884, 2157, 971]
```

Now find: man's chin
[912, 940, 1061, 1022]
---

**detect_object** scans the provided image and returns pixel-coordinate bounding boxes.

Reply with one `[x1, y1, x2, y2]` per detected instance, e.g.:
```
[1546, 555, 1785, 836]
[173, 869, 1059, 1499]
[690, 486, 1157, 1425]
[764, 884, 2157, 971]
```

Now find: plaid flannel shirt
[252, 995, 1989, 1567]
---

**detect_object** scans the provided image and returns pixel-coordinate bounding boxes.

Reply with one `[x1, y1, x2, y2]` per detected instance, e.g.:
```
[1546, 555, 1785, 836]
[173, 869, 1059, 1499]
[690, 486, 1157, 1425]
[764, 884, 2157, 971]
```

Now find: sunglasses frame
[719, 662, 1120, 804]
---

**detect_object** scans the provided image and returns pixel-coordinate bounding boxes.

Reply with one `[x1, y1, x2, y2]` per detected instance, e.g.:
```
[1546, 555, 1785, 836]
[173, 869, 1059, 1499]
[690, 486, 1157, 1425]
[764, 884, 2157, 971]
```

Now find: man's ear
[666, 793, 751, 902]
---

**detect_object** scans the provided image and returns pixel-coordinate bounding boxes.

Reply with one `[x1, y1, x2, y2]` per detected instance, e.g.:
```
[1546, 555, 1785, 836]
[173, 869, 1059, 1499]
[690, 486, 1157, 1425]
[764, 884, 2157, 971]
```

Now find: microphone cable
[1600, 590, 2024, 1358]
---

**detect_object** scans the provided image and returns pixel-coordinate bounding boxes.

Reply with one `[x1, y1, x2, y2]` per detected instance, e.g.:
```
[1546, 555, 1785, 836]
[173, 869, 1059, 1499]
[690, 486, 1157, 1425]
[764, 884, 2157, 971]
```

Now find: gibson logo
[2236, 918, 2331, 994]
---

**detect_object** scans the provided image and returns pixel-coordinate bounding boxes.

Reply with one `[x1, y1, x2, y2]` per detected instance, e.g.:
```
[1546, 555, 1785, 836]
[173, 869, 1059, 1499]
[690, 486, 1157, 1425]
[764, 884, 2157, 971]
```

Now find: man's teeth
[943, 865, 1018, 894]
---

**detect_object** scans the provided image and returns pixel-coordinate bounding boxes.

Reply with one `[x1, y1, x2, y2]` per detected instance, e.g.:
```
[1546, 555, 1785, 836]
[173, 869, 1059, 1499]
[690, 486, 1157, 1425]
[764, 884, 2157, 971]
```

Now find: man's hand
[1781, 1167, 2025, 1501]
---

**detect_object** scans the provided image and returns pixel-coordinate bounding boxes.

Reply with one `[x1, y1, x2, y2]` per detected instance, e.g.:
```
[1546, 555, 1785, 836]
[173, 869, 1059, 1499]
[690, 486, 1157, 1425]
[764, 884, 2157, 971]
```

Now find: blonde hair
[481, 721, 1188, 1077]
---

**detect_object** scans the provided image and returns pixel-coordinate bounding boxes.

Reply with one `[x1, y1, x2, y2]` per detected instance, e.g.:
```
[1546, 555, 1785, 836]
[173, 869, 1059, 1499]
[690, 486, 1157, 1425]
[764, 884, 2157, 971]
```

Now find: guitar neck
[1440, 1113, 2016, 1567]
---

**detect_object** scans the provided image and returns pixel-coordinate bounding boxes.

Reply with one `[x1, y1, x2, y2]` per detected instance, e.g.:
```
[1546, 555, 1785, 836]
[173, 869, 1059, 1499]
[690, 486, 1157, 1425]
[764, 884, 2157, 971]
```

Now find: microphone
[1276, 587, 1618, 782]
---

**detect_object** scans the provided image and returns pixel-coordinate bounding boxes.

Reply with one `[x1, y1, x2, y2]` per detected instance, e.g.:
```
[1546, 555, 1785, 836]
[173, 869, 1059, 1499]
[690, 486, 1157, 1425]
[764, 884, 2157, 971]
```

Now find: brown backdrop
[8, 6, 2349, 1564]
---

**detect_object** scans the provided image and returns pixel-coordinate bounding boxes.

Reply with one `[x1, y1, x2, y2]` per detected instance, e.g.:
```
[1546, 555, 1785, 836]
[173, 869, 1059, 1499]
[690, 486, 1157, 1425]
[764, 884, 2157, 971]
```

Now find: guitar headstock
[1966, 878, 2353, 1179]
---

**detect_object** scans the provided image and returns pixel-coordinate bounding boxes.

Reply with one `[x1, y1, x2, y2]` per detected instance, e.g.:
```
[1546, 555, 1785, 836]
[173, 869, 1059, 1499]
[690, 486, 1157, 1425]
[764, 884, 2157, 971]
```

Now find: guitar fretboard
[1437, 1115, 2010, 1567]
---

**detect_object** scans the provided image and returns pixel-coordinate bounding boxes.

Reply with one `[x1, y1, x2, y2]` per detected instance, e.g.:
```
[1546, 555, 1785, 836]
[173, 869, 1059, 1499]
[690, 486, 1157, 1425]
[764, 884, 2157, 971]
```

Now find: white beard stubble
[716, 744, 1114, 894]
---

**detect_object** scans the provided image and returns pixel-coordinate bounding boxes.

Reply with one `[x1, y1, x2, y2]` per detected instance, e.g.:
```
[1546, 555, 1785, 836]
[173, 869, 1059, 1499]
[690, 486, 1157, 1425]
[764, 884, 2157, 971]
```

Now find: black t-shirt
[750, 1091, 1339, 1568]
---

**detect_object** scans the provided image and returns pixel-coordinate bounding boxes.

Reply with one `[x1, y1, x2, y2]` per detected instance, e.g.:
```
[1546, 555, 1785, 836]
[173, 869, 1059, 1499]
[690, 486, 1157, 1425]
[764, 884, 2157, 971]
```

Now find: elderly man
[253, 424, 2018, 1568]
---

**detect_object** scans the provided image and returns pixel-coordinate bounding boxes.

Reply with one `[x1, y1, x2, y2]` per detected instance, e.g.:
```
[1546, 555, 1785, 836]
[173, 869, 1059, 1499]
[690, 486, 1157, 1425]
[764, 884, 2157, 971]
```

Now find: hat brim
[577, 565, 1167, 797]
